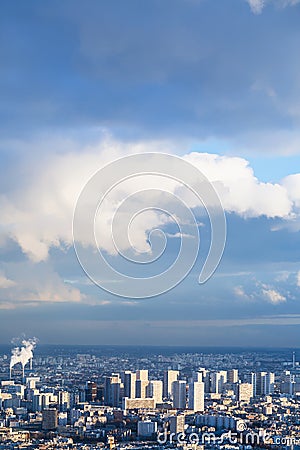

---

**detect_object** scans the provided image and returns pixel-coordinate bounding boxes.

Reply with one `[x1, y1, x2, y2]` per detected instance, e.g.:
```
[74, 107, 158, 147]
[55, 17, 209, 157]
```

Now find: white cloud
[0, 135, 182, 261]
[275, 271, 290, 282]
[247, 0, 265, 14]
[0, 135, 299, 263]
[281, 174, 300, 209]
[0, 273, 16, 289]
[183, 152, 293, 218]
[235, 280, 289, 304]
[246, 0, 300, 14]
[279, 0, 300, 6]
[0, 263, 84, 308]
[234, 286, 249, 299]
[297, 271, 300, 287]
[262, 288, 286, 304]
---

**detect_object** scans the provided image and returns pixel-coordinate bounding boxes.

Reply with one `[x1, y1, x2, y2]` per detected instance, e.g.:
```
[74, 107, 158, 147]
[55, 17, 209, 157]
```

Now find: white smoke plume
[10, 337, 38, 372]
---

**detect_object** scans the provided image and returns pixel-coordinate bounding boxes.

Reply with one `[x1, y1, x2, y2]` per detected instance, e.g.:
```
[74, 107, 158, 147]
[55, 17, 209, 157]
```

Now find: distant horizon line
[0, 343, 299, 351]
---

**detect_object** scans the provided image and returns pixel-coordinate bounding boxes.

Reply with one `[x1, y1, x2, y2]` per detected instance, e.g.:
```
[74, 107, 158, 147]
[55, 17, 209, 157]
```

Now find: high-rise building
[192, 371, 203, 383]
[199, 368, 210, 393]
[96, 384, 104, 403]
[58, 391, 70, 412]
[169, 415, 185, 435]
[256, 372, 267, 396]
[266, 372, 275, 394]
[124, 371, 136, 399]
[35, 393, 53, 411]
[32, 391, 42, 412]
[163, 370, 179, 399]
[228, 369, 239, 384]
[136, 379, 149, 398]
[137, 420, 157, 437]
[172, 380, 186, 409]
[104, 374, 121, 406]
[26, 377, 40, 390]
[281, 371, 295, 395]
[238, 383, 253, 403]
[85, 382, 97, 402]
[146, 380, 163, 405]
[136, 370, 148, 381]
[256, 372, 275, 396]
[188, 381, 204, 412]
[245, 372, 257, 397]
[211, 371, 227, 394]
[42, 408, 58, 430]
[111, 383, 121, 407]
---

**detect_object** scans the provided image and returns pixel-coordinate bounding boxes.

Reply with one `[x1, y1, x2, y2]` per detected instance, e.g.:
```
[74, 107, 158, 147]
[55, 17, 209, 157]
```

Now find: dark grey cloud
[1, 0, 300, 151]
[1, 213, 299, 321]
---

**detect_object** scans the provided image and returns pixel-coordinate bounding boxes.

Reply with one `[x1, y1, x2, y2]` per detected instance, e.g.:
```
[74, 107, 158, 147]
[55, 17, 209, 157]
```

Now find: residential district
[0, 346, 300, 449]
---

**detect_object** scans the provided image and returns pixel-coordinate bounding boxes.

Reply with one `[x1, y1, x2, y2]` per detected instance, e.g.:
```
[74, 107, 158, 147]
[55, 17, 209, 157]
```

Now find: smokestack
[10, 337, 38, 379]
[30, 358, 33, 371]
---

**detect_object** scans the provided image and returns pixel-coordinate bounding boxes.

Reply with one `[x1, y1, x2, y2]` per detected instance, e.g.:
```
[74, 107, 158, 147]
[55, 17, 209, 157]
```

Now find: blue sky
[0, 0, 300, 346]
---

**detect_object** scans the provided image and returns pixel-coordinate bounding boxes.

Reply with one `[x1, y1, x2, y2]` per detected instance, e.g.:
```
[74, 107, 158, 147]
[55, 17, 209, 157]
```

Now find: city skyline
[0, 0, 300, 346]
[0, 344, 299, 448]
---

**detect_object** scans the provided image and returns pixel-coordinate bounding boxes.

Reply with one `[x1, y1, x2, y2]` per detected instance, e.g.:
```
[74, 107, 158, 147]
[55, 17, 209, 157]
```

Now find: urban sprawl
[0, 347, 299, 449]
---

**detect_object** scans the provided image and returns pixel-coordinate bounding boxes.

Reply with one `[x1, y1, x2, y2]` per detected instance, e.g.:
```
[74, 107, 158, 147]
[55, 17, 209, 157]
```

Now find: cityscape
[0, 343, 300, 449]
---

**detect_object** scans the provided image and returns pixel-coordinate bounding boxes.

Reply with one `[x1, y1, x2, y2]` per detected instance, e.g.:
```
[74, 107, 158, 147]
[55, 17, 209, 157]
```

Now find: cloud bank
[0, 138, 299, 263]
